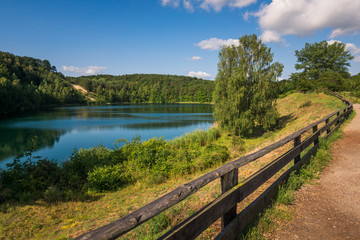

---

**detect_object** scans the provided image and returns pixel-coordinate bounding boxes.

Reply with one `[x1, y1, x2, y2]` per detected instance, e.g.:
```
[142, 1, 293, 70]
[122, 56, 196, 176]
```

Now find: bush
[61, 146, 121, 190]
[88, 164, 128, 192]
[0, 155, 61, 203]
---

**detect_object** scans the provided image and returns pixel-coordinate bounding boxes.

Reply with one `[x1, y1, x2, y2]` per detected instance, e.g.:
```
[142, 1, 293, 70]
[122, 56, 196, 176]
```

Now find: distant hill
[0, 51, 84, 117]
[0, 51, 215, 117]
[67, 74, 214, 103]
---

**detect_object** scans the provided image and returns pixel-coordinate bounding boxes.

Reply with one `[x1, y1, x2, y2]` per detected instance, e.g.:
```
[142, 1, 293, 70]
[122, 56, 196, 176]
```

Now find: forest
[67, 74, 214, 104]
[0, 51, 85, 117]
[0, 51, 215, 118]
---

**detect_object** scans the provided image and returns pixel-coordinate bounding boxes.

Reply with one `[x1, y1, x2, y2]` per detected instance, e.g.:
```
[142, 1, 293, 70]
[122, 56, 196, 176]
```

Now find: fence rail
[76, 92, 353, 240]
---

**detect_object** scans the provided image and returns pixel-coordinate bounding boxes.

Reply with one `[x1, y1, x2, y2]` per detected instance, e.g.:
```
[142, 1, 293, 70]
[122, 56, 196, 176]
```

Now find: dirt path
[271, 104, 360, 240]
[71, 84, 96, 101]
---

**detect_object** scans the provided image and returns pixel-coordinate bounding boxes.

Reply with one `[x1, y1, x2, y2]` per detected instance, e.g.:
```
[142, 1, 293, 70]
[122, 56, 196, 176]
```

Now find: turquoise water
[0, 104, 214, 168]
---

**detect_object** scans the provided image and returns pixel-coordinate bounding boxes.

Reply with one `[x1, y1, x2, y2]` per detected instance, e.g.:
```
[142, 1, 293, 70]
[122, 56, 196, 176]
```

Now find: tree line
[67, 74, 214, 104]
[0, 51, 85, 117]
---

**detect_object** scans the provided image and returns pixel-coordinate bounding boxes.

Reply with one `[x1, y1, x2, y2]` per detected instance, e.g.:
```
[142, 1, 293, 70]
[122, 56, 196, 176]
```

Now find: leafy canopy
[213, 34, 283, 136]
[294, 40, 353, 80]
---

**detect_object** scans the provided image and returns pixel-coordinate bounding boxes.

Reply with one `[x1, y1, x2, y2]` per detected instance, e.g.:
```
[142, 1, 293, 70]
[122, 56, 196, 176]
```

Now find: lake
[0, 104, 214, 169]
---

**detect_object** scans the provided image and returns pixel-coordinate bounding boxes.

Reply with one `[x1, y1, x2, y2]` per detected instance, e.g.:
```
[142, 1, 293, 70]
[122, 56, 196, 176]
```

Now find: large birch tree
[213, 34, 283, 136]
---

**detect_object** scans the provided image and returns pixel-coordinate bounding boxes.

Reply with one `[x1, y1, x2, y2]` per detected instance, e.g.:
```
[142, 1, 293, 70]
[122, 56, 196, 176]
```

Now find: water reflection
[0, 104, 213, 168]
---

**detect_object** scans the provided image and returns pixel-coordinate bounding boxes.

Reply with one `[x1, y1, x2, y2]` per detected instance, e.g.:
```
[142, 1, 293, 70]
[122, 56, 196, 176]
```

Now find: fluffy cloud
[162, 0, 256, 12]
[187, 71, 212, 79]
[196, 38, 239, 50]
[61, 65, 107, 75]
[183, 0, 194, 12]
[328, 40, 360, 62]
[191, 56, 203, 60]
[250, 0, 360, 43]
[161, 0, 180, 7]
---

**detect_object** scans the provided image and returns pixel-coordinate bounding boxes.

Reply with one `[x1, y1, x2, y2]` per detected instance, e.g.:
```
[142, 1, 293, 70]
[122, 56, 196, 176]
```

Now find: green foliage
[61, 146, 120, 190]
[291, 40, 354, 92]
[196, 144, 229, 170]
[0, 127, 230, 201]
[67, 74, 214, 104]
[88, 164, 127, 192]
[0, 51, 85, 117]
[294, 40, 353, 80]
[0, 152, 61, 203]
[213, 34, 283, 136]
[317, 71, 344, 91]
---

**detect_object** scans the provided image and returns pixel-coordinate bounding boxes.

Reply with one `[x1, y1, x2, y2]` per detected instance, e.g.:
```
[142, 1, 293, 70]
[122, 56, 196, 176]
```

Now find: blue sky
[1, 0, 360, 80]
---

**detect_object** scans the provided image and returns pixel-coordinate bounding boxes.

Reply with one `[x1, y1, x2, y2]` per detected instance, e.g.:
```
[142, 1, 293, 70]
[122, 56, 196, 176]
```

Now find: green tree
[213, 34, 283, 136]
[293, 40, 353, 81]
[317, 71, 344, 91]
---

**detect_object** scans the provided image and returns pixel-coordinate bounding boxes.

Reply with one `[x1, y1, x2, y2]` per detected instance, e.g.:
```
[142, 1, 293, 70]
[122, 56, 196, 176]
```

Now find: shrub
[61, 146, 120, 190]
[0, 155, 61, 203]
[88, 164, 128, 192]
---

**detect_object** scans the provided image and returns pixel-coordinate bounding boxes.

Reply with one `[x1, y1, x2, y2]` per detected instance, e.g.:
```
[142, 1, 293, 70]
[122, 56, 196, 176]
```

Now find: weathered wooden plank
[75, 171, 220, 240]
[325, 118, 330, 134]
[221, 168, 238, 229]
[159, 141, 310, 240]
[215, 143, 320, 240]
[319, 112, 345, 135]
[313, 125, 319, 145]
[215, 107, 352, 240]
[294, 135, 301, 164]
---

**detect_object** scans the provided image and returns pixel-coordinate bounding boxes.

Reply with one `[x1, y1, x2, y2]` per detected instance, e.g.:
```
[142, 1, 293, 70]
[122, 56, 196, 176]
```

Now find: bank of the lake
[0, 92, 347, 240]
[0, 103, 214, 169]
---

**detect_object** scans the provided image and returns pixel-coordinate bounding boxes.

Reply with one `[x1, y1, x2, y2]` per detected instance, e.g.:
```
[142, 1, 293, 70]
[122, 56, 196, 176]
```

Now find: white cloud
[161, 0, 180, 7]
[188, 71, 212, 79]
[345, 43, 360, 55]
[196, 37, 239, 50]
[161, 0, 256, 12]
[251, 0, 360, 43]
[61, 65, 107, 75]
[328, 40, 360, 62]
[183, 0, 194, 12]
[191, 56, 203, 60]
[260, 30, 283, 43]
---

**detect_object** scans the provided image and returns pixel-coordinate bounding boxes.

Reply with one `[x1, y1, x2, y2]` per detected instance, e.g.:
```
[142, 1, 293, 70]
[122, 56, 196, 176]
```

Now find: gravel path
[271, 104, 360, 240]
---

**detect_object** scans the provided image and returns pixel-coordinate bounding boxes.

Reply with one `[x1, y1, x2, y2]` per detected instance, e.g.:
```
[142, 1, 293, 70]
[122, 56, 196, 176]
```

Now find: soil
[71, 84, 96, 101]
[271, 104, 360, 240]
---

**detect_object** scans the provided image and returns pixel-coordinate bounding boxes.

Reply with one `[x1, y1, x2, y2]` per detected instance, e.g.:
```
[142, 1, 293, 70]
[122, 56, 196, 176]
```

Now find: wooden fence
[76, 92, 353, 240]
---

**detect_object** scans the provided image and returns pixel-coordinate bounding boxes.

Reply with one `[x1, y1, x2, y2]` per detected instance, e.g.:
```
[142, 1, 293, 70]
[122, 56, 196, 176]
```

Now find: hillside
[0, 92, 346, 240]
[67, 74, 214, 103]
[0, 51, 85, 117]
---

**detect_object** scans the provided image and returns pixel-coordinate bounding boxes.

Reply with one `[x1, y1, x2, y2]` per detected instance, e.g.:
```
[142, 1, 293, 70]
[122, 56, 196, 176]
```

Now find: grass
[0, 92, 347, 240]
[239, 110, 355, 240]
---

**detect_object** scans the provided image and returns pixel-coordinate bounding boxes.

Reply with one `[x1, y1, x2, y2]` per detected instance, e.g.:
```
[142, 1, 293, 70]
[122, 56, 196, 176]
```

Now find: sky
[1, 0, 360, 80]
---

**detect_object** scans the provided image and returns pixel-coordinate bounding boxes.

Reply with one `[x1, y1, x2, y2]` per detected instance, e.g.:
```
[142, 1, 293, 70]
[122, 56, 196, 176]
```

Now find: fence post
[325, 118, 330, 134]
[313, 124, 319, 146]
[294, 135, 301, 164]
[221, 168, 238, 230]
[336, 111, 340, 125]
